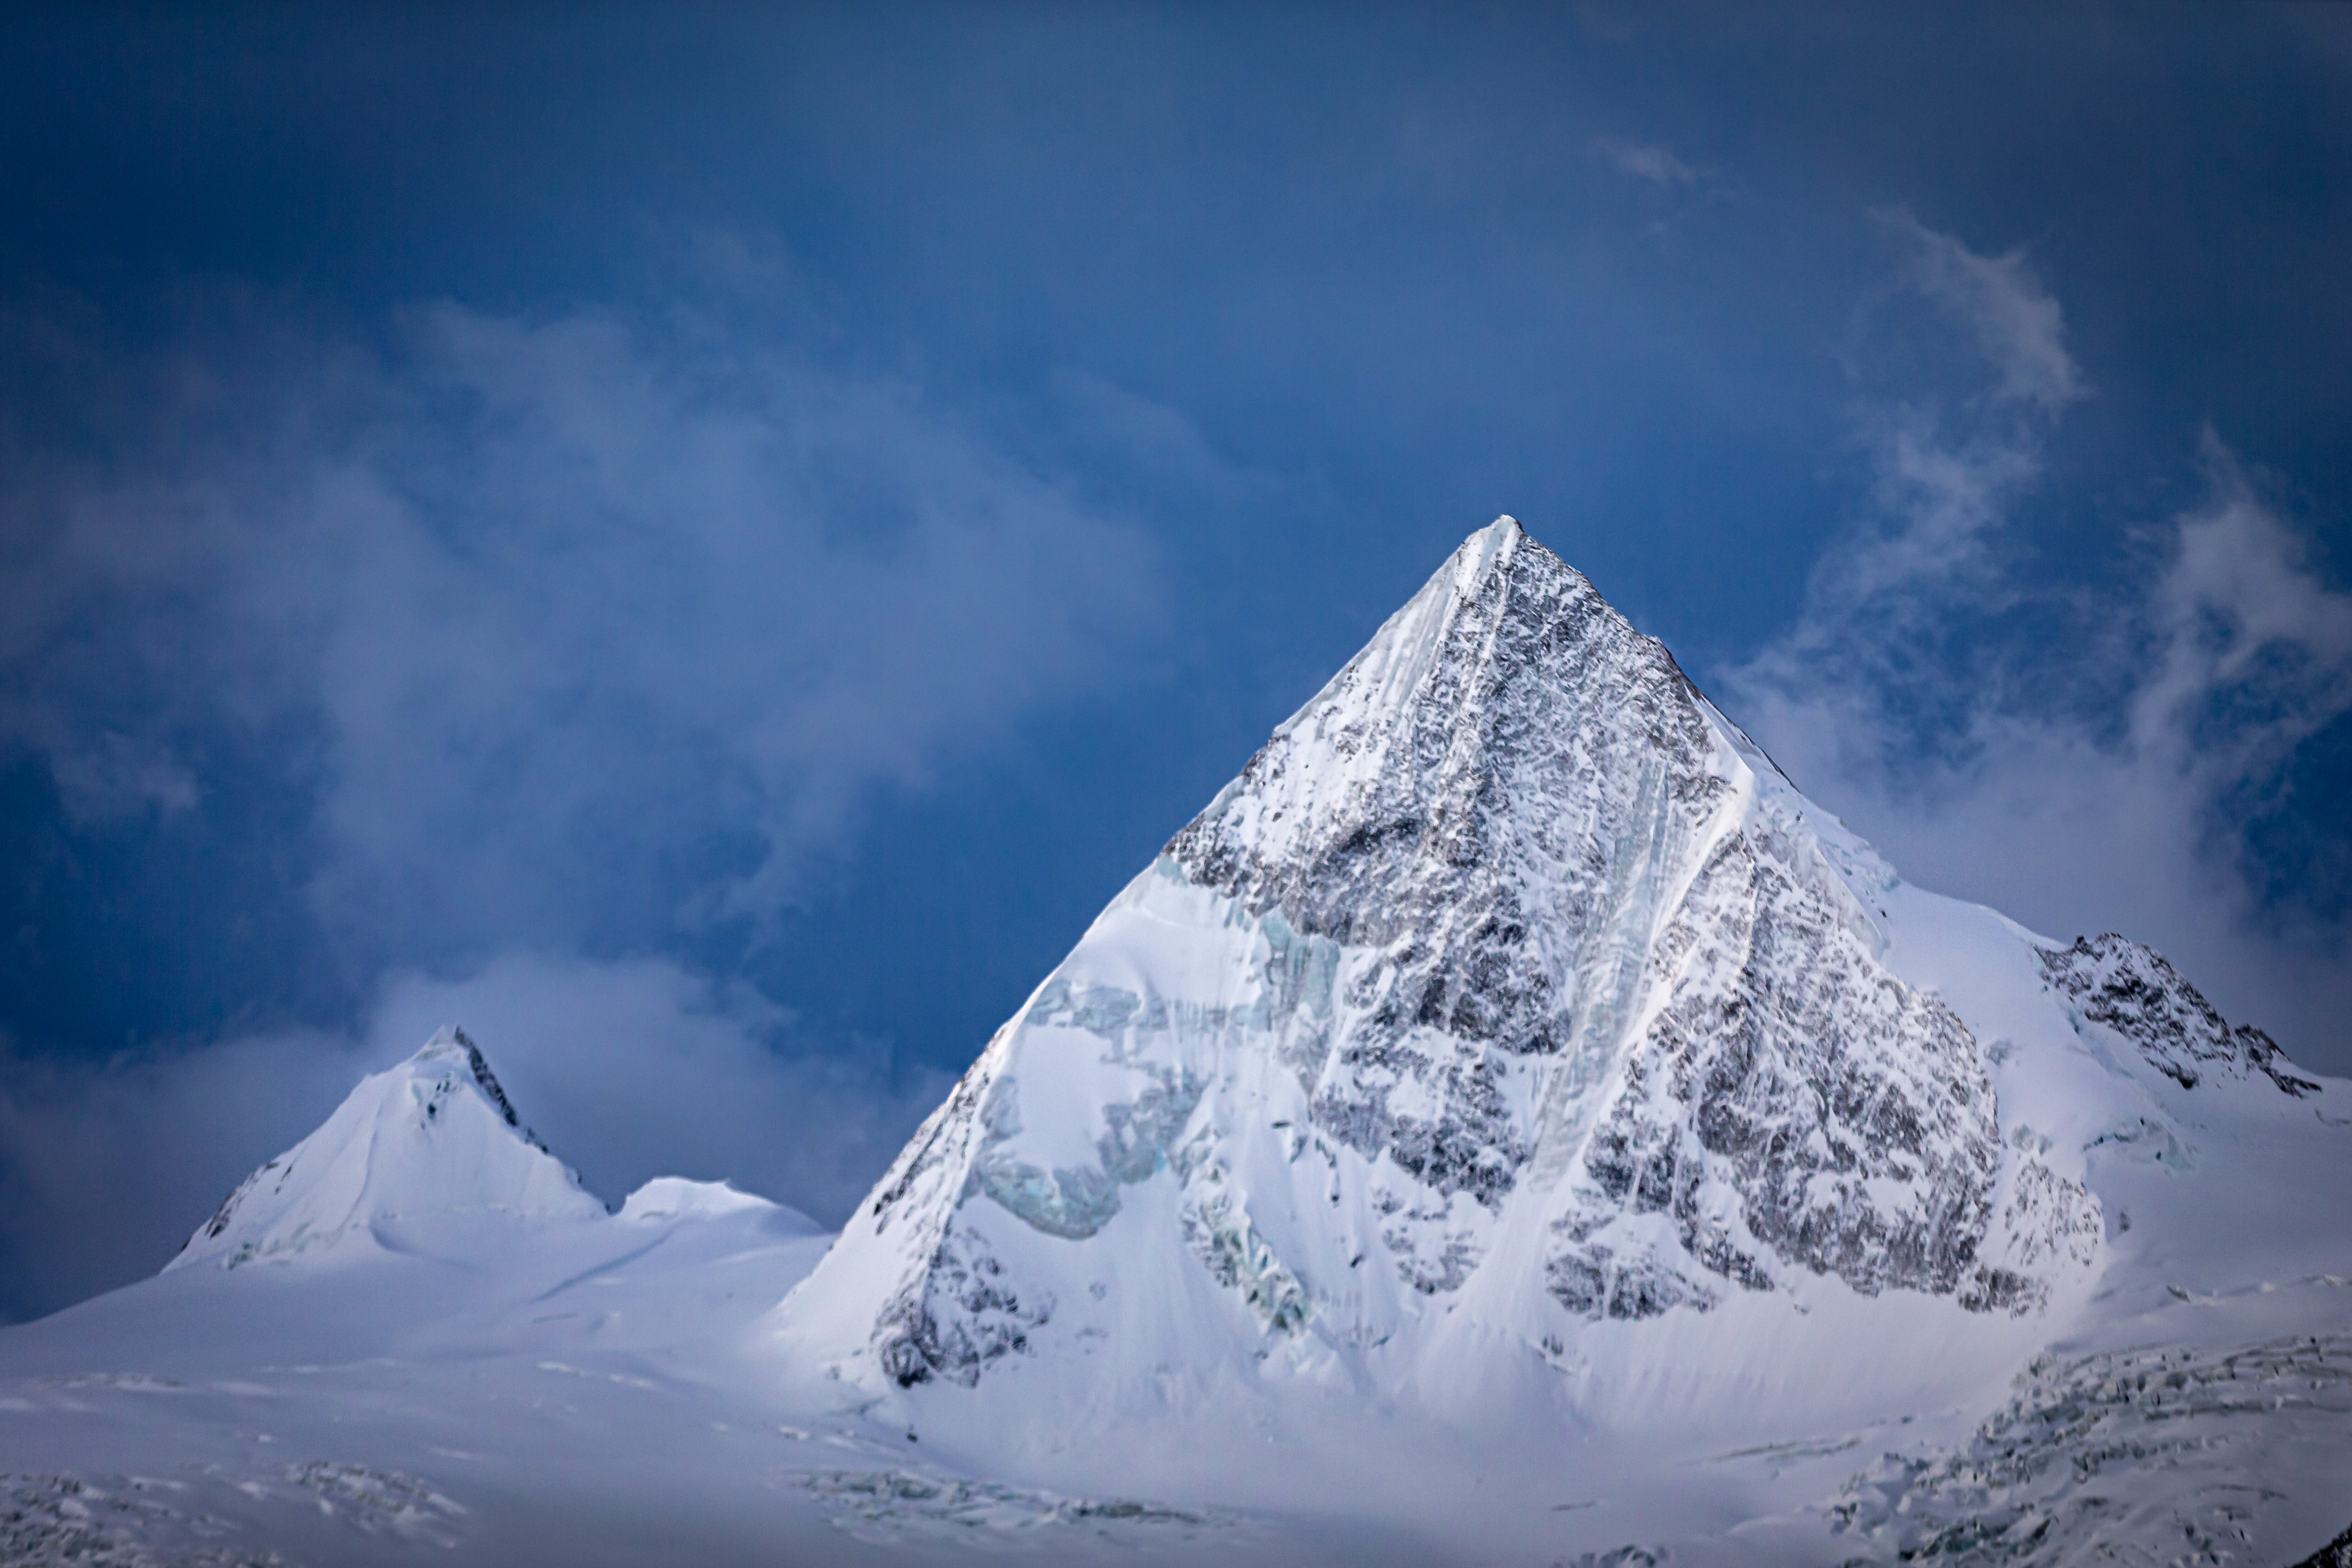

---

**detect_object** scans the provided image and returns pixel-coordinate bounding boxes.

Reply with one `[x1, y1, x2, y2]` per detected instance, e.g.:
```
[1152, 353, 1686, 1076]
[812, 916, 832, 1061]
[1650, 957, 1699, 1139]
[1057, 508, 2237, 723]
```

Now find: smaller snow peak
[165, 1025, 598, 1274]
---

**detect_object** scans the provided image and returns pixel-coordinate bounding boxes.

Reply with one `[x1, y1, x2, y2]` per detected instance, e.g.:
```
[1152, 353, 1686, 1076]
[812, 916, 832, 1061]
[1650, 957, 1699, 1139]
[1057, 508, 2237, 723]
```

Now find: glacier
[4, 518, 2347, 1566]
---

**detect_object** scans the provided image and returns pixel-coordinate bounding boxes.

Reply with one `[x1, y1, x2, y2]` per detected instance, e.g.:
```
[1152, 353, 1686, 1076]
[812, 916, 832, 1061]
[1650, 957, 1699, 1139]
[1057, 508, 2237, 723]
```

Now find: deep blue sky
[4, 4, 2348, 1320]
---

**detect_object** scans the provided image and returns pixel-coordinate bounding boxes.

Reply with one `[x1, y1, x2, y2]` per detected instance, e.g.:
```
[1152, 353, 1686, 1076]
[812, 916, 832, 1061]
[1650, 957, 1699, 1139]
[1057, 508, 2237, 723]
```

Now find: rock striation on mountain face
[2041, 933, 2321, 1098]
[774, 519, 2112, 1395]
[169, 1026, 602, 1272]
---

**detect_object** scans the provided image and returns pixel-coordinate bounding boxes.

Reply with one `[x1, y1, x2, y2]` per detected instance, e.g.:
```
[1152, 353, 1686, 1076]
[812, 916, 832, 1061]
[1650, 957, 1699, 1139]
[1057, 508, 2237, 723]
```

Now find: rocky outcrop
[2042, 934, 2321, 1097]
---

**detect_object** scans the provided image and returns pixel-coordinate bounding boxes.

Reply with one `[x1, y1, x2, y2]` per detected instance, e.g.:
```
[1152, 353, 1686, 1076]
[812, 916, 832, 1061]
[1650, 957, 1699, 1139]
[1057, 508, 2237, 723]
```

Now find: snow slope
[5, 1034, 1315, 1566]
[5, 521, 2348, 1566]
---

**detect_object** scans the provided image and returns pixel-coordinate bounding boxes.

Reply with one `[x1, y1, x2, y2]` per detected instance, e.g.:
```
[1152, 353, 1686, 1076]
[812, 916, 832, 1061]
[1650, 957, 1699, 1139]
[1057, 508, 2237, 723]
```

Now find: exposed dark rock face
[450, 1025, 521, 1129]
[2294, 1520, 2352, 1568]
[2042, 934, 2321, 1097]
[1550, 818, 2004, 1318]
[859, 1050, 1044, 1387]
[872, 1228, 1050, 1389]
[1167, 531, 1718, 1219]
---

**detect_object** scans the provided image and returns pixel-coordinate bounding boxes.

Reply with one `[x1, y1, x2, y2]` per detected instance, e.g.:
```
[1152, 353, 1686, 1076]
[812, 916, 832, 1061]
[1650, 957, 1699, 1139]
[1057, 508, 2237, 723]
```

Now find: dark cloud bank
[2, 5, 2347, 1322]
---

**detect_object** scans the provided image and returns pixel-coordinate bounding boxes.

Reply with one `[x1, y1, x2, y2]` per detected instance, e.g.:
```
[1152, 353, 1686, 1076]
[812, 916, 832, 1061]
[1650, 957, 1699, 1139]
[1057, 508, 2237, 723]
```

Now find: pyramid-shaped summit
[171, 1026, 601, 1272]
[773, 519, 2107, 1403]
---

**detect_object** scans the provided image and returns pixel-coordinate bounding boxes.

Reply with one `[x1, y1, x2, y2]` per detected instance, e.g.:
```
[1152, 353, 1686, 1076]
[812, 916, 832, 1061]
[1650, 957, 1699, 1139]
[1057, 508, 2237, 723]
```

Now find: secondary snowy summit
[169, 1024, 603, 1272]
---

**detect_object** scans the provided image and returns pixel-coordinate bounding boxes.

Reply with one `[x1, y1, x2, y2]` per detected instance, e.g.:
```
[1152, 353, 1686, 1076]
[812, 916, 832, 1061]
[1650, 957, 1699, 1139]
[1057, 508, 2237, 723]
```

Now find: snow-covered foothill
[620, 1174, 818, 1229]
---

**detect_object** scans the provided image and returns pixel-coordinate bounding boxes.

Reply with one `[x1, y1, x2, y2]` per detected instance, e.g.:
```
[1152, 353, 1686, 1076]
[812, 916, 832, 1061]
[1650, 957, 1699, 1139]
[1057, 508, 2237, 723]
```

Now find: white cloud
[0, 289, 1164, 959]
[1747, 213, 2082, 692]
[1740, 218, 2068, 704]
[2143, 437, 2352, 728]
[0, 266, 1171, 1323]
[1595, 138, 1706, 188]
[1728, 219, 2352, 1069]
[1873, 206, 2087, 412]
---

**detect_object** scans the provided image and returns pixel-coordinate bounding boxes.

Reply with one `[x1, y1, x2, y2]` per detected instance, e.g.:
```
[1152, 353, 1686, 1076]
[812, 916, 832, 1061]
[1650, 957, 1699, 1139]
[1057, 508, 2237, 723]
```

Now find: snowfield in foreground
[6, 521, 2348, 1566]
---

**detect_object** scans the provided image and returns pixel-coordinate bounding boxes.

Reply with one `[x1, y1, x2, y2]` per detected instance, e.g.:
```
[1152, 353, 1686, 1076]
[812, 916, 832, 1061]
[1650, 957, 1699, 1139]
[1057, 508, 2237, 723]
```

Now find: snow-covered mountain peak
[770, 520, 2123, 1417]
[410, 1023, 534, 1136]
[14, 518, 2350, 1568]
[168, 1028, 602, 1274]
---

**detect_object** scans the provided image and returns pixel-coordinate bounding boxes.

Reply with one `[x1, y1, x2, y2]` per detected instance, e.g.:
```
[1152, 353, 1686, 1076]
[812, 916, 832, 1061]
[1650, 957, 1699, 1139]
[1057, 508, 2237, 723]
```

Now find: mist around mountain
[5, 524, 2348, 1567]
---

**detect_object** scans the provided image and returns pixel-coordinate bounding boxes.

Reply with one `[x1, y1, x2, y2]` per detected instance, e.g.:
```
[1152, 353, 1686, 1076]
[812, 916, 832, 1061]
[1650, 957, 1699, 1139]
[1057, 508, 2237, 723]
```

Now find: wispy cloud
[1873, 206, 2086, 413]
[0, 279, 1164, 965]
[1743, 212, 2077, 701]
[1594, 137, 1708, 189]
[1728, 218, 2352, 1063]
[0, 268, 1171, 1318]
